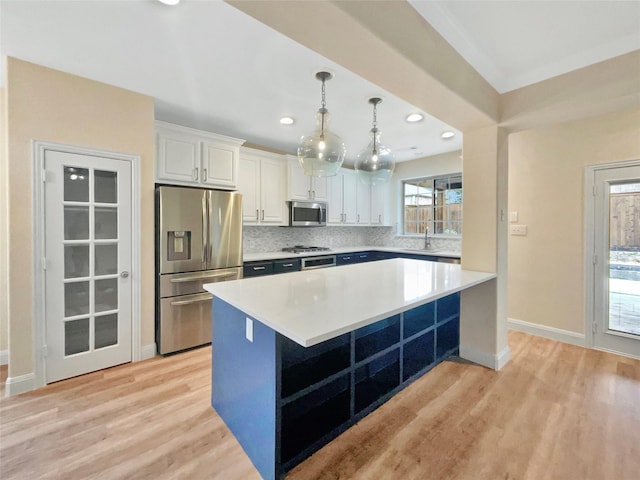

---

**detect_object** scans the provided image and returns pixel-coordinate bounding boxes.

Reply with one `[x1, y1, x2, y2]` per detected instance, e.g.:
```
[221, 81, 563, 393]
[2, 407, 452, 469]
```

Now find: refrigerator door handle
[169, 272, 238, 283]
[170, 293, 213, 307]
[202, 192, 208, 268]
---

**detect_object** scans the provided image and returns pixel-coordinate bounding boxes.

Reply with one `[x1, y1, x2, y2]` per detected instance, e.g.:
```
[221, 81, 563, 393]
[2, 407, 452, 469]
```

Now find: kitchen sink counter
[205, 258, 491, 347]
[243, 246, 461, 262]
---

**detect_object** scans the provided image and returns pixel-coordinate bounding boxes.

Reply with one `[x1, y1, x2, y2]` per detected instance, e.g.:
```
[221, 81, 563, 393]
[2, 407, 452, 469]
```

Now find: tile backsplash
[243, 226, 461, 254]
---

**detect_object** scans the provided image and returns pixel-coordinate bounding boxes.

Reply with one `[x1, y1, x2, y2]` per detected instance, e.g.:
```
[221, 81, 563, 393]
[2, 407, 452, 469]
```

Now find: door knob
[120, 271, 129, 278]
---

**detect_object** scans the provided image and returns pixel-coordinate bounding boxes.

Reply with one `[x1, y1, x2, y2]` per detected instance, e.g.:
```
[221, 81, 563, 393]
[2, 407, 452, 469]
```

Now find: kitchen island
[204, 259, 495, 479]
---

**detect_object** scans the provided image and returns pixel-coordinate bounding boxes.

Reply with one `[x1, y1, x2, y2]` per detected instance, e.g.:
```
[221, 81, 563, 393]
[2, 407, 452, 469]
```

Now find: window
[403, 174, 462, 236]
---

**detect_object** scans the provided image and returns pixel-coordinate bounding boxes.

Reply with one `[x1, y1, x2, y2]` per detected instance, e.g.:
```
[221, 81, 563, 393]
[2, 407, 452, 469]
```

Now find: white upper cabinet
[356, 180, 371, 225]
[370, 183, 390, 226]
[238, 148, 287, 226]
[287, 156, 328, 202]
[327, 169, 357, 225]
[155, 121, 244, 190]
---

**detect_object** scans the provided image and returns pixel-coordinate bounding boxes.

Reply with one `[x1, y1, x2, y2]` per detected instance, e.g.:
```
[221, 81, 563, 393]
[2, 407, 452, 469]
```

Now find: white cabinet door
[260, 157, 287, 224]
[157, 130, 199, 183]
[238, 155, 261, 224]
[371, 183, 389, 225]
[326, 174, 344, 224]
[288, 159, 312, 201]
[342, 170, 357, 224]
[356, 181, 371, 225]
[311, 176, 328, 202]
[201, 140, 238, 189]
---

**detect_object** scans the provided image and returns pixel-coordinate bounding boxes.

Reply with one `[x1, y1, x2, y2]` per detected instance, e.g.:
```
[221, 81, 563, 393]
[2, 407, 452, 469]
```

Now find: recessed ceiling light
[441, 131, 455, 139]
[280, 116, 295, 125]
[405, 113, 424, 123]
[157, 0, 181, 5]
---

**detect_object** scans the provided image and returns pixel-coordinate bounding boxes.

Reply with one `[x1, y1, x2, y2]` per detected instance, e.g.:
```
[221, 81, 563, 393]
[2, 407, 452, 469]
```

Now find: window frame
[401, 173, 463, 237]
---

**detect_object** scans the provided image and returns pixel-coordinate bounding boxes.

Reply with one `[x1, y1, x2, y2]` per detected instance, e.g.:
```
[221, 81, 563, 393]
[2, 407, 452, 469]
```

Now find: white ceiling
[1, 1, 637, 163]
[410, 0, 640, 93]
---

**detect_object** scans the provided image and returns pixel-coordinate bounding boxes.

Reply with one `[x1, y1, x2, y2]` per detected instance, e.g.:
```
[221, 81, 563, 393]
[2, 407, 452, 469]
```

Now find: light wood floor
[1, 332, 639, 480]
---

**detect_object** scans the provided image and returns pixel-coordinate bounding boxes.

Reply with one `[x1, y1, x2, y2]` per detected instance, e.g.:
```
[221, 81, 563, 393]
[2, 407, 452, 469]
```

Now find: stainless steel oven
[301, 255, 336, 270]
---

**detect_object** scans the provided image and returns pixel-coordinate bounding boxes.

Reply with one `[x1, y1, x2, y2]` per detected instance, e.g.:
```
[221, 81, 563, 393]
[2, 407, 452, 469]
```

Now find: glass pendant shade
[297, 71, 345, 177]
[355, 129, 395, 185]
[298, 108, 346, 177]
[355, 97, 395, 185]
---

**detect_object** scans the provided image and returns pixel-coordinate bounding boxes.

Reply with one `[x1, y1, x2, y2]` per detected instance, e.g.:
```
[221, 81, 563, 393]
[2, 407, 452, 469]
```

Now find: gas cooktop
[281, 245, 331, 253]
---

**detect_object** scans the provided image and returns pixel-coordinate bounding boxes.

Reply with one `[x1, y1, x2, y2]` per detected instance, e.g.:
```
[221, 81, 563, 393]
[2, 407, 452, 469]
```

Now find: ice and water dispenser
[167, 230, 191, 261]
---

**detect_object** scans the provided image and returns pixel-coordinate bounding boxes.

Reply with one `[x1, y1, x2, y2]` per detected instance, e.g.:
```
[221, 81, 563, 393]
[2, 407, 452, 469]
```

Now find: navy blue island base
[212, 292, 460, 480]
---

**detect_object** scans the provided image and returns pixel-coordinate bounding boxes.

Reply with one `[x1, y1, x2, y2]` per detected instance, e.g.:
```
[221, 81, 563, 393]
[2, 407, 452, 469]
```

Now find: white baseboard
[5, 372, 36, 397]
[140, 343, 157, 361]
[0, 349, 7, 366]
[507, 317, 586, 347]
[460, 344, 511, 370]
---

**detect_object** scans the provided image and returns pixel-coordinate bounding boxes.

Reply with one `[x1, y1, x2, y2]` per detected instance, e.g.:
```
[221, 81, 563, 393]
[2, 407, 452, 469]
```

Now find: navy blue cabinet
[276, 292, 460, 473]
[243, 258, 301, 277]
[243, 261, 274, 277]
[273, 258, 301, 274]
[337, 251, 373, 265]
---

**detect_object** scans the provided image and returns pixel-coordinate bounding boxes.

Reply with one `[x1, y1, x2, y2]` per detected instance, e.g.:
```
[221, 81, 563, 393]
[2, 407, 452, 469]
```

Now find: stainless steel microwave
[288, 201, 327, 227]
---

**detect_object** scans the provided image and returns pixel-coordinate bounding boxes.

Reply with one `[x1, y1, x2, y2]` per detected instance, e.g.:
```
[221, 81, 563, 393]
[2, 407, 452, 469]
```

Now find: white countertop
[243, 246, 461, 262]
[204, 259, 494, 347]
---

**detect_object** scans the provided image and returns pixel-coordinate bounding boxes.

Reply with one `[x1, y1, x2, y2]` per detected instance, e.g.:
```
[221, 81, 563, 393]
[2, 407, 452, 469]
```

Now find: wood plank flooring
[1, 331, 639, 479]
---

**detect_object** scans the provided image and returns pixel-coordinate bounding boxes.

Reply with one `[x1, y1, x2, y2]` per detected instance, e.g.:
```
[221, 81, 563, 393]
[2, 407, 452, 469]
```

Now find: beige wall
[508, 108, 640, 334]
[6, 57, 155, 378]
[1, 87, 8, 356]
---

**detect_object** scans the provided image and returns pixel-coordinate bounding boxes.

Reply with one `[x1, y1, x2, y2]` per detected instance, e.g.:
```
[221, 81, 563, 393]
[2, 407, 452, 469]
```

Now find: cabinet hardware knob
[120, 271, 129, 278]
[203, 168, 207, 181]
[193, 168, 199, 181]
[256, 209, 259, 221]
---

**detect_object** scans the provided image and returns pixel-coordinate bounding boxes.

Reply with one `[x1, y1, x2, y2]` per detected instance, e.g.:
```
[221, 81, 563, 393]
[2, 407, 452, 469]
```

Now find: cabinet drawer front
[336, 254, 355, 265]
[273, 259, 301, 273]
[243, 261, 274, 277]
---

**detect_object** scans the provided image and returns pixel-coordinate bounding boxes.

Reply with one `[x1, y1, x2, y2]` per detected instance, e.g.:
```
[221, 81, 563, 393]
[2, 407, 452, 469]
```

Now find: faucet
[424, 227, 431, 250]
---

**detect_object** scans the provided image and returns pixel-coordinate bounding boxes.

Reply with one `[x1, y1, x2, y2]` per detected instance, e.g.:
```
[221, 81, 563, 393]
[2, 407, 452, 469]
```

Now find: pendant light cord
[320, 77, 326, 140]
[372, 101, 378, 155]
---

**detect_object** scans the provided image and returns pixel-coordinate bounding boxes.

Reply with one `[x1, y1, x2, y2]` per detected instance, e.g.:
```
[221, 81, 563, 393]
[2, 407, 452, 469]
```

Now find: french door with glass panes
[592, 162, 640, 358]
[44, 150, 132, 383]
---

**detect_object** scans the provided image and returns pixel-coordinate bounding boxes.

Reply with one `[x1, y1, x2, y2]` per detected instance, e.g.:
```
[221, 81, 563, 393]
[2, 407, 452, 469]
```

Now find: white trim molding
[508, 317, 586, 347]
[0, 350, 7, 366]
[460, 344, 511, 370]
[5, 373, 36, 397]
[140, 343, 158, 361]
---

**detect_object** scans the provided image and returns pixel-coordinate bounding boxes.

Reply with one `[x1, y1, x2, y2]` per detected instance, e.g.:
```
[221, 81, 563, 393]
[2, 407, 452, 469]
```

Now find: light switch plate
[510, 224, 528, 236]
[509, 211, 518, 223]
[246, 317, 253, 342]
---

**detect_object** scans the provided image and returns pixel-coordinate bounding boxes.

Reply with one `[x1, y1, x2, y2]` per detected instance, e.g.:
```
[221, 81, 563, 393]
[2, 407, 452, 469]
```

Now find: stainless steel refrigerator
[156, 185, 243, 355]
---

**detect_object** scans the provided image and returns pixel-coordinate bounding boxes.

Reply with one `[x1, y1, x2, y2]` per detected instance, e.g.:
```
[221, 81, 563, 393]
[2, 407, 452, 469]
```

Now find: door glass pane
[95, 244, 118, 276]
[608, 182, 640, 336]
[65, 318, 90, 355]
[64, 245, 89, 278]
[95, 314, 118, 349]
[64, 281, 90, 317]
[95, 207, 117, 239]
[95, 278, 118, 312]
[63, 167, 89, 202]
[64, 206, 89, 240]
[95, 170, 117, 204]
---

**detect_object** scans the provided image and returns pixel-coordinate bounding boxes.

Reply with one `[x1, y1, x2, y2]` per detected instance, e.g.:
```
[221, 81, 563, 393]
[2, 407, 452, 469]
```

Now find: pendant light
[297, 71, 346, 177]
[355, 97, 395, 185]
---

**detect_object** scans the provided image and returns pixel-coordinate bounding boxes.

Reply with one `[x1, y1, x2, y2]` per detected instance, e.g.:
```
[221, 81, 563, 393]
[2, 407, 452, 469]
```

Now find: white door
[44, 150, 133, 383]
[592, 163, 640, 358]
